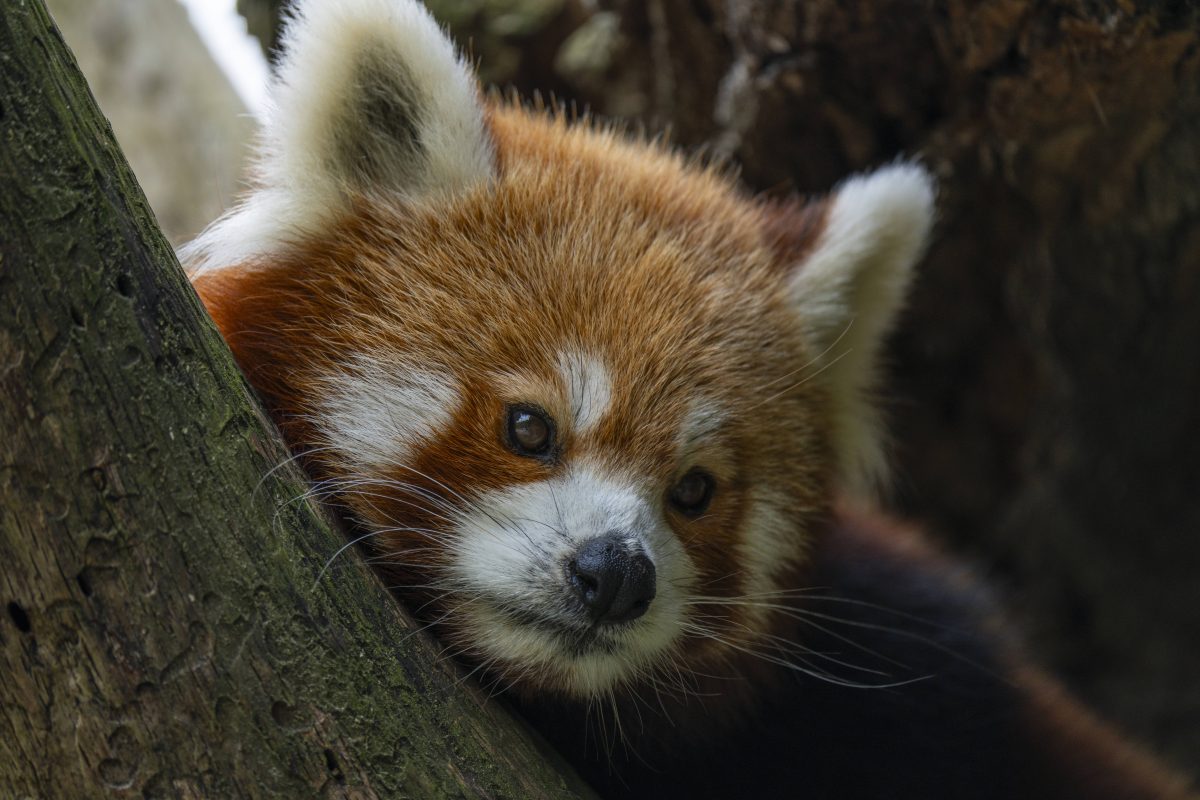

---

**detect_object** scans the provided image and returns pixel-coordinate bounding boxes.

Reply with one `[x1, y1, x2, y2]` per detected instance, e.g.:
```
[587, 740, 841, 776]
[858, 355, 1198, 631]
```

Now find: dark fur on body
[517, 509, 1194, 799]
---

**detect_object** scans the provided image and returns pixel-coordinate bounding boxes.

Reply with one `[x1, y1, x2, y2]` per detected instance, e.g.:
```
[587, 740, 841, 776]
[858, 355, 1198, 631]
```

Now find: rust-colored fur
[194, 102, 1194, 799]
[195, 105, 832, 653]
[187, 1, 1195, 794]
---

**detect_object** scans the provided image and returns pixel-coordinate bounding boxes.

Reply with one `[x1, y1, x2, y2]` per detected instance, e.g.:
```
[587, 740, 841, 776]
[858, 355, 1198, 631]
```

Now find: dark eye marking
[506, 404, 556, 458]
[668, 469, 715, 517]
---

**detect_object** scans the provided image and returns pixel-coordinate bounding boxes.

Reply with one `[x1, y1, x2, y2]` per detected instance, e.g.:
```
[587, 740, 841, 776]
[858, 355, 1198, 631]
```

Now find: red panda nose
[568, 533, 657, 625]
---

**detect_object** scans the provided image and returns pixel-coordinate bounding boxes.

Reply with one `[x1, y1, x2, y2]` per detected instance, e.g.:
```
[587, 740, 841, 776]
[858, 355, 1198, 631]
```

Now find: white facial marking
[557, 350, 612, 435]
[738, 490, 806, 622]
[676, 398, 727, 458]
[318, 356, 458, 470]
[449, 462, 695, 696]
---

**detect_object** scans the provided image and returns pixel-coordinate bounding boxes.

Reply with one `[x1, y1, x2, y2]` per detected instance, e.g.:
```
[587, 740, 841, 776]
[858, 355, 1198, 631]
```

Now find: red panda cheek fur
[186, 0, 1197, 796]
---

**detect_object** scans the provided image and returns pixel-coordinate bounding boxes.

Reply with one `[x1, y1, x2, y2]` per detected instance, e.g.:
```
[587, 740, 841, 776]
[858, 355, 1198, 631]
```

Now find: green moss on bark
[0, 3, 593, 797]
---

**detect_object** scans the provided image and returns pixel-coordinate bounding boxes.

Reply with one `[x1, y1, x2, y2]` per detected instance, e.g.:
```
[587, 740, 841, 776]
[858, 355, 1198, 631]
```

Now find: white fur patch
[556, 350, 612, 434]
[181, 0, 494, 275]
[738, 490, 806, 621]
[787, 162, 935, 494]
[317, 357, 458, 471]
[676, 398, 726, 457]
[448, 462, 695, 697]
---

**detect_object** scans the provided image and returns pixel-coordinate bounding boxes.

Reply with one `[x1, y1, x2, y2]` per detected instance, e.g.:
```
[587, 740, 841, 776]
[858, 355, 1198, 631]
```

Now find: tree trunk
[244, 0, 1200, 777]
[0, 3, 593, 797]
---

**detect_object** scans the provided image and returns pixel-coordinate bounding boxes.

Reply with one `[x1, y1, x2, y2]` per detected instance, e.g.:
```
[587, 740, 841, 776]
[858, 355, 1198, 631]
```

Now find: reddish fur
[194, 103, 834, 672]
[823, 509, 1197, 800]
[760, 195, 831, 265]
[1014, 667, 1196, 799]
[192, 100, 1195, 798]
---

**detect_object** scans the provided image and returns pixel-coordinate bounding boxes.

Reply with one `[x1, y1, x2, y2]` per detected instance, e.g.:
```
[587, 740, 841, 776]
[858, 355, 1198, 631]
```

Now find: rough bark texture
[0, 2, 594, 797]
[242, 0, 1200, 778]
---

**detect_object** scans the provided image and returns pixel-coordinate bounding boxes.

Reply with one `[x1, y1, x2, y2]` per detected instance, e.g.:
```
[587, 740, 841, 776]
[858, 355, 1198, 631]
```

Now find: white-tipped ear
[182, 0, 494, 274]
[787, 162, 935, 495]
[267, 0, 493, 199]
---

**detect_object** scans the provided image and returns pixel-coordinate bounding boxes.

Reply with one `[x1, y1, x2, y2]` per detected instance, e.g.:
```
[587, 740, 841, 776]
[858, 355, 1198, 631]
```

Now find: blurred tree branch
[47, 0, 253, 245]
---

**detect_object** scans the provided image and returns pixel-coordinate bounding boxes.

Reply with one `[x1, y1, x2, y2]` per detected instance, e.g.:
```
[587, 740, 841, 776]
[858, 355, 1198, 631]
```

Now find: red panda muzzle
[567, 533, 657, 625]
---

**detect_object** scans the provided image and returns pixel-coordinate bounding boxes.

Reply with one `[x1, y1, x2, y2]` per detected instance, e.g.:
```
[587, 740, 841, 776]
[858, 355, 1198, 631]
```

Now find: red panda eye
[507, 405, 554, 457]
[669, 470, 715, 516]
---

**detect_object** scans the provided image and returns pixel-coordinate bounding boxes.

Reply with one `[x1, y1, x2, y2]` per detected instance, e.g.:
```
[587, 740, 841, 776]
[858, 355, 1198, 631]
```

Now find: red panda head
[186, 0, 934, 699]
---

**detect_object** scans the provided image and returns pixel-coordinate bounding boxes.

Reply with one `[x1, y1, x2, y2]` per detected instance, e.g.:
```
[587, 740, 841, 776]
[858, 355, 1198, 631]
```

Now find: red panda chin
[450, 610, 670, 699]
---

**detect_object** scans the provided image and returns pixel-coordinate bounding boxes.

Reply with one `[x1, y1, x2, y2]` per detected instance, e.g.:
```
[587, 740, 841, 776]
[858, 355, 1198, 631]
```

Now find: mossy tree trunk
[0, 3, 593, 797]
[235, 0, 1200, 777]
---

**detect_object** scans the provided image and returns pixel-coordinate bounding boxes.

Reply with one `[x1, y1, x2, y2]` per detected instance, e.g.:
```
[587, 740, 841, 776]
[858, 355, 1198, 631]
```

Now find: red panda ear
[182, 0, 494, 274]
[784, 163, 936, 495]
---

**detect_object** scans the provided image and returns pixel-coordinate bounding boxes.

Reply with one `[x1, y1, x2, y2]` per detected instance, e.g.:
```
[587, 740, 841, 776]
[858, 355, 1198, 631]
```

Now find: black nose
[568, 533, 657, 624]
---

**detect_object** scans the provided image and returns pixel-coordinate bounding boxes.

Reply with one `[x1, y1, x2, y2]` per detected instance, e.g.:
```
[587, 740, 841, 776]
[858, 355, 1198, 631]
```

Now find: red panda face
[186, 0, 933, 699]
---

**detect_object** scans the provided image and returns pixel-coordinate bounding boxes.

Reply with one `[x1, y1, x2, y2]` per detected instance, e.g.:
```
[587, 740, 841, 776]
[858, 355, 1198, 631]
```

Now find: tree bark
[243, 0, 1200, 777]
[0, 3, 593, 797]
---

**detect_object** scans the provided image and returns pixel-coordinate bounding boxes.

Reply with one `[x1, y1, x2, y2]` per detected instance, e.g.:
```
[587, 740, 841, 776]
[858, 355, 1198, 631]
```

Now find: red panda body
[185, 1, 1196, 797]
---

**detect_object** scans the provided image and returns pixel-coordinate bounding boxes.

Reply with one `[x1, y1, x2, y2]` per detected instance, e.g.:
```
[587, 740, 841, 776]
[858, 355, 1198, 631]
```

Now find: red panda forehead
[308, 152, 800, 410]
[194, 103, 814, 472]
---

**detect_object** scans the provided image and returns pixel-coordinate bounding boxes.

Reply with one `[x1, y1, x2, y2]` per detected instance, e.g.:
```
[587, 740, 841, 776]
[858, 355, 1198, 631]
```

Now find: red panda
[184, 1, 1197, 797]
